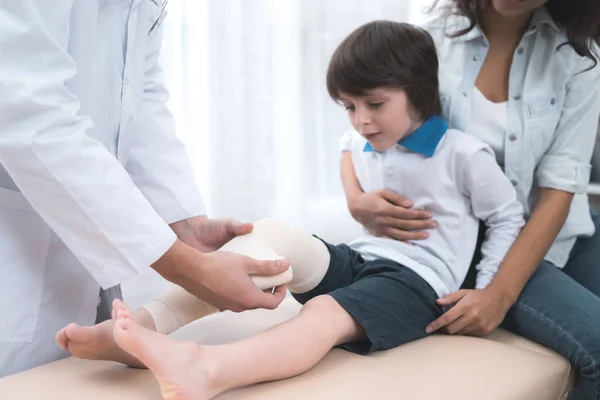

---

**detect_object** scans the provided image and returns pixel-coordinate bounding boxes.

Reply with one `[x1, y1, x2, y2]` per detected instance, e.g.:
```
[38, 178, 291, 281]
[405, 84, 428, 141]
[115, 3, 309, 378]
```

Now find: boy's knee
[300, 295, 361, 342]
[301, 295, 342, 315]
[253, 218, 296, 255]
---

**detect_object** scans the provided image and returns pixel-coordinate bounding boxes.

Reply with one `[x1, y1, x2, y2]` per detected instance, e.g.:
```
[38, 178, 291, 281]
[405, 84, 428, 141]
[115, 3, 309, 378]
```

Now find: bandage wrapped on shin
[143, 232, 293, 334]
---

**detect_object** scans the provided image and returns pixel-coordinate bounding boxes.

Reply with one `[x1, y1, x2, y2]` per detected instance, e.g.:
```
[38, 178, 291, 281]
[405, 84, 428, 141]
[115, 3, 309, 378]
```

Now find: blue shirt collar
[363, 115, 448, 157]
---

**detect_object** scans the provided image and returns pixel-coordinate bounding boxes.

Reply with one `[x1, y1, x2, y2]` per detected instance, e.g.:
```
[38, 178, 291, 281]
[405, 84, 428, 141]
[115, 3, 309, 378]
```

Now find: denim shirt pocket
[525, 94, 562, 162]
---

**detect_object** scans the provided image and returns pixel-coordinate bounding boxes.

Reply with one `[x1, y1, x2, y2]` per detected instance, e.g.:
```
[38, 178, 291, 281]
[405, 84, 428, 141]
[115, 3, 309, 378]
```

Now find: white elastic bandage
[252, 218, 330, 294]
[143, 229, 294, 334]
[219, 232, 294, 290]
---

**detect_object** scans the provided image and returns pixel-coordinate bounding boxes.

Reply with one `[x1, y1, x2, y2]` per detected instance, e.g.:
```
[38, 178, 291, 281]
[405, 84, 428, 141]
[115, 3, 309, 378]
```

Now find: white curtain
[160, 0, 434, 237]
[124, 0, 435, 308]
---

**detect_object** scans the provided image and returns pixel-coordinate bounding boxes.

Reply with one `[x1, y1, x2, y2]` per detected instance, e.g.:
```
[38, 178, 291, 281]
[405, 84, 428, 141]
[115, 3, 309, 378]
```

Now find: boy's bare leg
[57, 219, 329, 367]
[112, 294, 362, 400]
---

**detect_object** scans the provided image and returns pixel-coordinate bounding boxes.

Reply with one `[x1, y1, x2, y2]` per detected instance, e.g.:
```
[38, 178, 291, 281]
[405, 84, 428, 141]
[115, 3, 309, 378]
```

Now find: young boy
[57, 20, 524, 399]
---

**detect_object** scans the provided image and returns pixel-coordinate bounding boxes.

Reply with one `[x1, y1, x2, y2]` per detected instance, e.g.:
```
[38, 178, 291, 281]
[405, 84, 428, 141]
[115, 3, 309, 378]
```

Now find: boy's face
[339, 88, 420, 152]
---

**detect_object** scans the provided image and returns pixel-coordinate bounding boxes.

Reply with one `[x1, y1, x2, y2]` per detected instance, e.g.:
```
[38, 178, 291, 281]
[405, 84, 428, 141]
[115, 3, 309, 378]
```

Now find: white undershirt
[465, 87, 508, 166]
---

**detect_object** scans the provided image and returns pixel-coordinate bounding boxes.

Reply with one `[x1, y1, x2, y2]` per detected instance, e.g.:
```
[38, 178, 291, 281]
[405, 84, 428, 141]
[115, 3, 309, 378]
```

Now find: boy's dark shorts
[292, 239, 444, 355]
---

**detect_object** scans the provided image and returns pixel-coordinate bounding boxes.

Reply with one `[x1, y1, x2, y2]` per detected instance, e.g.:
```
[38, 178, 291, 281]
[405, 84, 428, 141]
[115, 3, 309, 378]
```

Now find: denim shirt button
[551, 97, 556, 105]
[473, 55, 479, 62]
[511, 180, 518, 187]
[513, 93, 522, 101]
[509, 134, 517, 142]
[517, 47, 524, 55]
[462, 92, 467, 97]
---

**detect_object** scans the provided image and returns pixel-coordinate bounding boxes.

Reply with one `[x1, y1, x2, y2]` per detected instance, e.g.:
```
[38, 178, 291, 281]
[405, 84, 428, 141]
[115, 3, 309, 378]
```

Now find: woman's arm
[340, 151, 365, 203]
[340, 152, 434, 241]
[426, 188, 573, 336]
[489, 188, 573, 302]
[493, 47, 600, 302]
[427, 50, 600, 336]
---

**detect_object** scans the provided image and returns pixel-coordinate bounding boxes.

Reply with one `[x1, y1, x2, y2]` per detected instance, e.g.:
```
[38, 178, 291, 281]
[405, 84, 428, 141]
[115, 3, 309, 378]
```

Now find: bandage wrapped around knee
[252, 218, 330, 294]
[220, 232, 294, 290]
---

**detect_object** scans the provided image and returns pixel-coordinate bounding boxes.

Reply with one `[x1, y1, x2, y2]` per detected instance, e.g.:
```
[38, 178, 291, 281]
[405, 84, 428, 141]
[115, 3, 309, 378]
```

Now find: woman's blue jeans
[467, 209, 600, 399]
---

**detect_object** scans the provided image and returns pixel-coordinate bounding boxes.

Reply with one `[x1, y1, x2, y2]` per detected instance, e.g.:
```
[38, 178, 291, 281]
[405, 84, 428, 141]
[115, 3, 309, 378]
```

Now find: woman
[340, 0, 600, 398]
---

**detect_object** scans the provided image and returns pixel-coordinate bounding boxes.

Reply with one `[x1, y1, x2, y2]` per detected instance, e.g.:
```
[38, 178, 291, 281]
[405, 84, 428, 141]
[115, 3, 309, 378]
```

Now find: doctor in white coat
[0, 0, 289, 377]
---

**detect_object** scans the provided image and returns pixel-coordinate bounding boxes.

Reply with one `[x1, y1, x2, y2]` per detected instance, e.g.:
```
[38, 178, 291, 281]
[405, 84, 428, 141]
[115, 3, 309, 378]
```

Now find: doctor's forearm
[151, 239, 198, 283]
[488, 188, 573, 304]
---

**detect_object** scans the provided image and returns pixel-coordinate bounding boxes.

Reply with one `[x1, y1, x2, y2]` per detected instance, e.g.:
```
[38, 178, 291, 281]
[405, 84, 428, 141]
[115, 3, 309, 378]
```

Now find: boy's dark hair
[326, 20, 442, 120]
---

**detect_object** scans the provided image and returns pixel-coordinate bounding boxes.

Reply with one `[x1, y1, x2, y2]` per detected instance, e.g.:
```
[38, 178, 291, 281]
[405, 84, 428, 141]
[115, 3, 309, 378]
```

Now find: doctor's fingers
[224, 219, 253, 238]
[256, 284, 287, 310]
[229, 284, 287, 312]
[246, 257, 291, 277]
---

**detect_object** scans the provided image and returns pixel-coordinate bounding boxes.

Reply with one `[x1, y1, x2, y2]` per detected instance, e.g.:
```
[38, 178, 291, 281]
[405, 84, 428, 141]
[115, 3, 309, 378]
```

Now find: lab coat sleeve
[0, 0, 177, 289]
[124, 21, 206, 224]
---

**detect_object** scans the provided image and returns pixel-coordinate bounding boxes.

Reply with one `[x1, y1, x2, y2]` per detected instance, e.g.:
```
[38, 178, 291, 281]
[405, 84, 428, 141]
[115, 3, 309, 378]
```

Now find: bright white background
[124, 0, 436, 308]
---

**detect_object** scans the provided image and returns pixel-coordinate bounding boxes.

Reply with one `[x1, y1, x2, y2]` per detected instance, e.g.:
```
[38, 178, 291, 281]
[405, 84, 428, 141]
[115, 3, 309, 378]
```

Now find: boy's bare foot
[112, 299, 218, 400]
[55, 305, 156, 368]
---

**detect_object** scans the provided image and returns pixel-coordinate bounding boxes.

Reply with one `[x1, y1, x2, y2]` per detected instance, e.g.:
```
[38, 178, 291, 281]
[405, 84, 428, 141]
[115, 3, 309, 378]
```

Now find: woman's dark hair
[326, 20, 442, 120]
[433, 0, 600, 68]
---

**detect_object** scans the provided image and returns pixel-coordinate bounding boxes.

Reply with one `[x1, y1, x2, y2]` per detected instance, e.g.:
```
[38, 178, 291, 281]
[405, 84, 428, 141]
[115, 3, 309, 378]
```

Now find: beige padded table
[0, 298, 574, 400]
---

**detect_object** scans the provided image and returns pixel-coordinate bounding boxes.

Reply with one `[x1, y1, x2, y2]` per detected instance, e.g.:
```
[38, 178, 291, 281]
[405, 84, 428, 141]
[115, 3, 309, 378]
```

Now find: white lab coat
[0, 0, 204, 377]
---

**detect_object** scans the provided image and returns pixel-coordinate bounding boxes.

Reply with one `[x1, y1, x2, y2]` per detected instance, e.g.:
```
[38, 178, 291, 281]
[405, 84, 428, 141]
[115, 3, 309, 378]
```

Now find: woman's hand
[425, 287, 514, 336]
[348, 189, 436, 242]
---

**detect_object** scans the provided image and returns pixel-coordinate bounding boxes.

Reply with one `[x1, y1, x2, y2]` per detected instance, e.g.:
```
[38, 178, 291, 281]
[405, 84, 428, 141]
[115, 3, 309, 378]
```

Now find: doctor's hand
[152, 240, 289, 312]
[347, 189, 436, 242]
[170, 216, 253, 253]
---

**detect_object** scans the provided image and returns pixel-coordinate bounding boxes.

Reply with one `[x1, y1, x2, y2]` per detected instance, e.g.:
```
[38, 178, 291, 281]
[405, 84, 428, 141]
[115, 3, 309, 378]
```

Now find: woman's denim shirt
[426, 7, 600, 267]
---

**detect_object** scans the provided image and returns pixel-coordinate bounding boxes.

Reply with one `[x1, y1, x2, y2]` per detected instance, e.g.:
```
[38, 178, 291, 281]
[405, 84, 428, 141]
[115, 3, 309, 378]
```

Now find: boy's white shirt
[340, 128, 525, 297]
